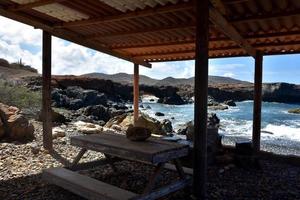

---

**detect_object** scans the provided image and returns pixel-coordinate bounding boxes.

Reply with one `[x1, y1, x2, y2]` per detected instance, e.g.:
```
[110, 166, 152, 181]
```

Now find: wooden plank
[42, 31, 53, 151]
[252, 51, 263, 153]
[70, 133, 189, 164]
[8, 0, 66, 11]
[54, 1, 194, 28]
[193, 0, 209, 199]
[43, 167, 137, 200]
[209, 5, 256, 57]
[133, 63, 139, 124]
[67, 158, 121, 171]
[0, 6, 151, 68]
[135, 177, 192, 200]
[164, 163, 193, 176]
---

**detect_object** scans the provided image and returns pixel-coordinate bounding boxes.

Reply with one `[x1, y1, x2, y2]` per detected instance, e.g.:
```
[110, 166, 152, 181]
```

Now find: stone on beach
[0, 103, 34, 141]
[288, 108, 300, 114]
[105, 112, 167, 135]
[7, 114, 34, 141]
[126, 126, 151, 141]
[73, 121, 103, 134]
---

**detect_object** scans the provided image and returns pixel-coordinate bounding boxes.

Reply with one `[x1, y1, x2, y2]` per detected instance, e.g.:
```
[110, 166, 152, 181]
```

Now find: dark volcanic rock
[83, 105, 111, 122]
[161, 119, 173, 133]
[288, 108, 300, 114]
[262, 83, 300, 103]
[223, 100, 236, 106]
[157, 94, 184, 105]
[155, 112, 165, 116]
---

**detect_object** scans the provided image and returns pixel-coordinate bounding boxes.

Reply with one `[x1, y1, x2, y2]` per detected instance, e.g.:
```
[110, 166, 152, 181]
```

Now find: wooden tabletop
[70, 132, 189, 164]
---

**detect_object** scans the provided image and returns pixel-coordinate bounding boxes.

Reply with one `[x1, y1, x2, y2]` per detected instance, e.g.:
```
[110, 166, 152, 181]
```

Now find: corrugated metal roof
[33, 3, 89, 22]
[98, 0, 184, 12]
[0, 0, 299, 63]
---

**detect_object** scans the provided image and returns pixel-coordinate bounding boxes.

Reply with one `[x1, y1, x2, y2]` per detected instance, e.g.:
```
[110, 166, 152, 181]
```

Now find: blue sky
[0, 16, 299, 84]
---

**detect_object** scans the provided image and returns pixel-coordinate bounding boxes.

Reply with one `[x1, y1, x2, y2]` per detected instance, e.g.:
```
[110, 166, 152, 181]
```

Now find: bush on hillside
[0, 57, 38, 73]
[0, 80, 41, 116]
[10, 62, 38, 73]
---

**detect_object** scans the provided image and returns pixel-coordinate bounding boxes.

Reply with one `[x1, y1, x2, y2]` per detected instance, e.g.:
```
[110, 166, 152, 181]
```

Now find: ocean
[141, 98, 300, 156]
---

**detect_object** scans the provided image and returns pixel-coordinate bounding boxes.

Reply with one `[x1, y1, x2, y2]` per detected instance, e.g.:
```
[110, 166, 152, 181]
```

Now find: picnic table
[43, 132, 192, 200]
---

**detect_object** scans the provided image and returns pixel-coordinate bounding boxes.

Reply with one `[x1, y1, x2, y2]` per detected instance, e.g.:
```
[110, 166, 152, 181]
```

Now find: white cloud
[223, 72, 235, 78]
[0, 16, 251, 81]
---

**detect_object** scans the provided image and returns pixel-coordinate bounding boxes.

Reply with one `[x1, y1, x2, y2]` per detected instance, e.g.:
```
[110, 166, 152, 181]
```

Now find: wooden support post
[252, 51, 263, 154]
[133, 63, 139, 124]
[42, 31, 53, 151]
[193, 0, 209, 199]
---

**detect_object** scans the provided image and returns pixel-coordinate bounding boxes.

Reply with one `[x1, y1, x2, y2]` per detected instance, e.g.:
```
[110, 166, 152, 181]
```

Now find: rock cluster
[0, 103, 34, 141]
[288, 108, 300, 114]
[105, 112, 168, 135]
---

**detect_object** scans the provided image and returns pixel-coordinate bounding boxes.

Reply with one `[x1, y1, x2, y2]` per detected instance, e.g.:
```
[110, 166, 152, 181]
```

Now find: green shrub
[0, 80, 41, 113]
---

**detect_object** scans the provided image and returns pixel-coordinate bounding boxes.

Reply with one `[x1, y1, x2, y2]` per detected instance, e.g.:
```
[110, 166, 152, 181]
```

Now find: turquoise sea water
[141, 99, 300, 155]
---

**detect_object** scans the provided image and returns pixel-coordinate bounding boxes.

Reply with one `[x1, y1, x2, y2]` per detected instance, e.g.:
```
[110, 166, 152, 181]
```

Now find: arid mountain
[82, 72, 249, 86]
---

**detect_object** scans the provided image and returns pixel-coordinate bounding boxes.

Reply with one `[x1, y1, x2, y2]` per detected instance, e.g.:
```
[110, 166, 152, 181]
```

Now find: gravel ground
[0, 121, 299, 200]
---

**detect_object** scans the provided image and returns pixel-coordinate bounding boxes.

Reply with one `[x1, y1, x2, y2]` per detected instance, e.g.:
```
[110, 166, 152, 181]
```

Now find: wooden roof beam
[0, 6, 151, 68]
[133, 41, 300, 58]
[53, 1, 195, 28]
[8, 0, 67, 11]
[86, 23, 195, 40]
[210, 0, 227, 15]
[112, 30, 300, 50]
[209, 4, 256, 57]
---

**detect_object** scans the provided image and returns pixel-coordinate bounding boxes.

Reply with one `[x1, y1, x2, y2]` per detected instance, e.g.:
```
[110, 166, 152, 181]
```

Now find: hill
[0, 58, 38, 80]
[82, 72, 249, 86]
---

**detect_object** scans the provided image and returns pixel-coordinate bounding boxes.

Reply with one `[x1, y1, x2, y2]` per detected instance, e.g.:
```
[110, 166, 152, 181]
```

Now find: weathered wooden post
[133, 63, 139, 124]
[193, 0, 209, 199]
[42, 31, 53, 151]
[252, 51, 263, 154]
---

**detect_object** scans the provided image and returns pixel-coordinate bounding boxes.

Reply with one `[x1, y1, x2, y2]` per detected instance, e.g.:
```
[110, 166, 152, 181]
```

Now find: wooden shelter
[0, 0, 299, 199]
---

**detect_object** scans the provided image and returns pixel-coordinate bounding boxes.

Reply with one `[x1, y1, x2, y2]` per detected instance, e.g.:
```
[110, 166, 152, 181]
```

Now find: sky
[0, 16, 299, 84]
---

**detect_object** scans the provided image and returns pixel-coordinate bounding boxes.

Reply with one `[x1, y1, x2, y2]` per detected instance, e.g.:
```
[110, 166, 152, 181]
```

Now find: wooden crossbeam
[232, 8, 300, 24]
[210, 0, 227, 15]
[209, 4, 256, 57]
[0, 6, 151, 68]
[8, 0, 66, 11]
[112, 30, 300, 50]
[133, 41, 300, 58]
[54, 1, 195, 28]
[86, 23, 195, 39]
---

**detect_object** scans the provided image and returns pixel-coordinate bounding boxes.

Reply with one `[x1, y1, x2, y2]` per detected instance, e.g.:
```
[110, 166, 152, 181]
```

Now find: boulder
[288, 108, 300, 114]
[7, 114, 34, 141]
[73, 121, 103, 134]
[155, 112, 165, 116]
[52, 127, 66, 139]
[0, 103, 34, 141]
[105, 113, 166, 135]
[157, 95, 184, 105]
[83, 105, 111, 122]
[161, 119, 173, 133]
[126, 126, 151, 141]
[207, 113, 220, 128]
[209, 104, 229, 110]
[223, 100, 236, 106]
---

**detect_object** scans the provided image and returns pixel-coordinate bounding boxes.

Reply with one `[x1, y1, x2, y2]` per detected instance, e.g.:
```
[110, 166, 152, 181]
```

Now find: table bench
[43, 132, 191, 200]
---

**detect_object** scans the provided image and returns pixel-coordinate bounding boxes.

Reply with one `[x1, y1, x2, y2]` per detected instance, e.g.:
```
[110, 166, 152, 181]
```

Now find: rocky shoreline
[1, 120, 299, 200]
